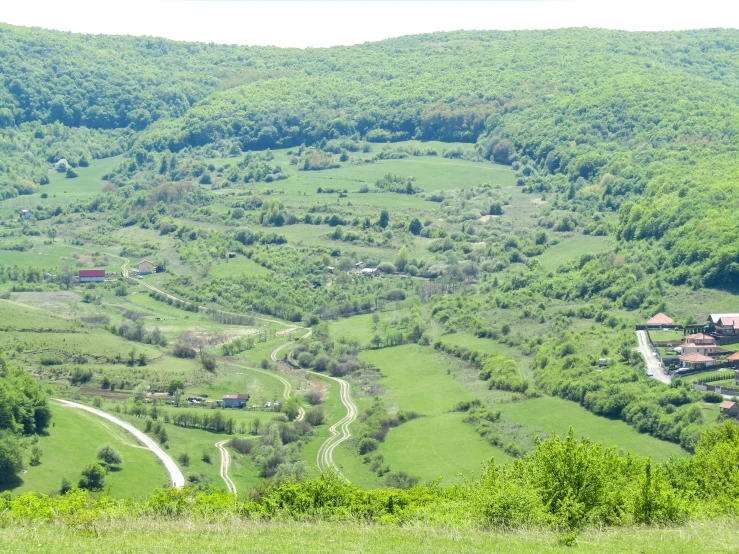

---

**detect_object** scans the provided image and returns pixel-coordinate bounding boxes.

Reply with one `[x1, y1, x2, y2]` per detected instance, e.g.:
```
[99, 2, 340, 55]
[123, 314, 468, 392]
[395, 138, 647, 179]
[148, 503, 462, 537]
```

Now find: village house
[720, 401, 739, 417]
[678, 352, 715, 370]
[728, 352, 739, 367]
[678, 334, 718, 356]
[222, 394, 250, 408]
[18, 209, 32, 220]
[646, 312, 674, 329]
[78, 269, 105, 283]
[138, 260, 155, 275]
[709, 314, 739, 337]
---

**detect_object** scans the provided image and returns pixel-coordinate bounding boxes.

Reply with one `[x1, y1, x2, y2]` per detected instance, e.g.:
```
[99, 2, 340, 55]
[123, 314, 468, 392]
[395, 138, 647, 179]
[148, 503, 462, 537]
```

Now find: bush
[230, 438, 255, 455]
[78, 463, 106, 490]
[305, 407, 325, 426]
[384, 471, 420, 489]
[177, 453, 190, 467]
[358, 437, 379, 455]
[97, 444, 122, 466]
[304, 388, 324, 405]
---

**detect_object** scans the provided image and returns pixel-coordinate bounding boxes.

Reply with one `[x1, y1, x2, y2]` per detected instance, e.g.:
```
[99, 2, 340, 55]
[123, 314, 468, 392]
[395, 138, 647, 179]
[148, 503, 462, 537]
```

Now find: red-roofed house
[727, 352, 739, 366]
[222, 394, 250, 408]
[679, 343, 718, 356]
[715, 316, 739, 337]
[646, 313, 674, 328]
[684, 333, 716, 346]
[679, 352, 714, 370]
[720, 401, 739, 417]
[79, 269, 105, 283]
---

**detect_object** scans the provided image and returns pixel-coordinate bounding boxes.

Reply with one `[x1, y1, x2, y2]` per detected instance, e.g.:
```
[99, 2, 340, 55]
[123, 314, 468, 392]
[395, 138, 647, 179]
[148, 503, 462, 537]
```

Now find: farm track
[119, 259, 357, 477]
[53, 399, 185, 488]
[215, 440, 237, 493]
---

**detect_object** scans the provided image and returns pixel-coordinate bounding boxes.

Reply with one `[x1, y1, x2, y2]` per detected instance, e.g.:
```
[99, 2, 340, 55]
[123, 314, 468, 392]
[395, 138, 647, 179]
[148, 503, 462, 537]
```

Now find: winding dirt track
[215, 440, 236, 493]
[53, 398, 185, 488]
[120, 258, 357, 478]
[306, 369, 358, 476]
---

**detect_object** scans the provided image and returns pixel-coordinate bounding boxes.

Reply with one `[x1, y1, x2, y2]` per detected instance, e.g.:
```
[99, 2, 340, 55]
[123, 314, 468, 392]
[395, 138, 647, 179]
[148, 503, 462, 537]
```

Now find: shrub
[358, 437, 379, 455]
[78, 463, 106, 490]
[97, 445, 122, 466]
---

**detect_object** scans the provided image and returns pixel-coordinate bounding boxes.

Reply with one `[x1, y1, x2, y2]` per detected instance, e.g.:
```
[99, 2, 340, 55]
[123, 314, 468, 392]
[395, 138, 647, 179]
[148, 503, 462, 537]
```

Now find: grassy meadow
[2, 519, 738, 554]
[4, 403, 168, 498]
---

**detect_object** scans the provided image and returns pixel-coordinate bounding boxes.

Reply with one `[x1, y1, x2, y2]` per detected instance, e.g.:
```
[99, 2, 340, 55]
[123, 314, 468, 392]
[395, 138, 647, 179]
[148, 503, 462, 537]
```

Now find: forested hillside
[1, 25, 738, 285]
[2, 23, 739, 519]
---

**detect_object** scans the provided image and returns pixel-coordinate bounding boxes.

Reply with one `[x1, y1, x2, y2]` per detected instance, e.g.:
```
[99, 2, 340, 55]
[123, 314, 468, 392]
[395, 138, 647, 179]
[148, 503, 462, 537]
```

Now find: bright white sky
[3, 1, 739, 48]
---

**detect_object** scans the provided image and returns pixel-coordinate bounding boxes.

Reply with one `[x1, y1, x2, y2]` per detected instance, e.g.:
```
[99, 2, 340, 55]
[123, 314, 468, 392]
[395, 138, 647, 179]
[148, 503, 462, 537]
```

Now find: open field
[381, 412, 511, 483]
[503, 396, 688, 461]
[2, 519, 738, 554]
[360, 345, 476, 415]
[3, 403, 168, 498]
[536, 235, 614, 271]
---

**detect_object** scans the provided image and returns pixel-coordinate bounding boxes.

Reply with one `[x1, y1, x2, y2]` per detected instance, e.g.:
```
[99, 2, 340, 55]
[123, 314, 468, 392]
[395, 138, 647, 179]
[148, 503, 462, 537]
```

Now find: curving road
[307, 370, 357, 476]
[53, 398, 185, 488]
[215, 440, 237, 493]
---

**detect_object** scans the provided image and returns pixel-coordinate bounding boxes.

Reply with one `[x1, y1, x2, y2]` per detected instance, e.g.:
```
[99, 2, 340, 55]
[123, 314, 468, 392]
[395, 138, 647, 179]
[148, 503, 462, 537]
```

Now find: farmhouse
[679, 335, 717, 356]
[720, 401, 739, 417]
[78, 269, 105, 283]
[222, 394, 250, 408]
[18, 209, 31, 220]
[678, 352, 714, 370]
[646, 312, 674, 328]
[138, 260, 155, 275]
[709, 314, 739, 337]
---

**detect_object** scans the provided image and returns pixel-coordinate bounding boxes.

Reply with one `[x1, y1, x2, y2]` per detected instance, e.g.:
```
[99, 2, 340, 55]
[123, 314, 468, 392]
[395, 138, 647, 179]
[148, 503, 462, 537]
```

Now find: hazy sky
[3, 1, 739, 48]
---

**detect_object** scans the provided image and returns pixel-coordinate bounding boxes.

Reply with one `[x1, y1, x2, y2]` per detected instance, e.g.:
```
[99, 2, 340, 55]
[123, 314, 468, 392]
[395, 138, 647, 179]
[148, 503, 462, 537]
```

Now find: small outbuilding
[222, 393, 250, 408]
[18, 209, 32, 220]
[79, 269, 105, 283]
[720, 401, 739, 417]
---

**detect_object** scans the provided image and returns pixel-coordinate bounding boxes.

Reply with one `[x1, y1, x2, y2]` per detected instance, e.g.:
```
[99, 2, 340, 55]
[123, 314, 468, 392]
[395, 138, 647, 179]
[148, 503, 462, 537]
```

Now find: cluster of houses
[646, 312, 739, 372]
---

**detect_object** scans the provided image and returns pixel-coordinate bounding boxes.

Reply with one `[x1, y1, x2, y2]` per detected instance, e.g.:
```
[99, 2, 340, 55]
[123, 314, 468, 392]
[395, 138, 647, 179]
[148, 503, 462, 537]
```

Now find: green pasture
[536, 235, 614, 271]
[381, 412, 512, 484]
[503, 396, 688, 461]
[5, 403, 168, 498]
[0, 243, 121, 272]
[209, 257, 271, 278]
[360, 345, 476, 415]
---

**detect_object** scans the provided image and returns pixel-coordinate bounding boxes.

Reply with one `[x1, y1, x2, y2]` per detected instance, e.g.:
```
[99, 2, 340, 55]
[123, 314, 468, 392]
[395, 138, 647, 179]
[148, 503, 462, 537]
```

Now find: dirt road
[636, 330, 670, 384]
[53, 398, 185, 488]
[215, 440, 236, 493]
[307, 369, 357, 476]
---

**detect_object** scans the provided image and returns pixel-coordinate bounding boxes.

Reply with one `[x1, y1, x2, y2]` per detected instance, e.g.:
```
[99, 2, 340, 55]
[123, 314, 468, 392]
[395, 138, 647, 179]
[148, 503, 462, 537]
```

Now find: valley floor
[1, 519, 737, 553]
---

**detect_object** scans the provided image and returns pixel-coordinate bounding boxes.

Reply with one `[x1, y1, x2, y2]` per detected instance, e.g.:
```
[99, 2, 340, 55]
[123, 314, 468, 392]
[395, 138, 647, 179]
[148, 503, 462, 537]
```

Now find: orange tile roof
[646, 313, 674, 326]
[727, 352, 739, 361]
[679, 353, 713, 362]
[685, 333, 714, 341]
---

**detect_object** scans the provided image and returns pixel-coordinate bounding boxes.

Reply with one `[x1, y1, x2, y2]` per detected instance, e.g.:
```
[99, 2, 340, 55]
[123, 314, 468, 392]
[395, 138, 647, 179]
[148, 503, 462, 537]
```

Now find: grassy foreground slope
[6, 404, 168, 498]
[1, 520, 737, 554]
